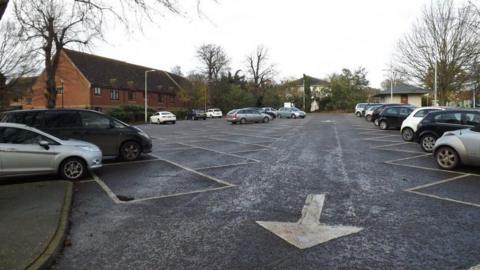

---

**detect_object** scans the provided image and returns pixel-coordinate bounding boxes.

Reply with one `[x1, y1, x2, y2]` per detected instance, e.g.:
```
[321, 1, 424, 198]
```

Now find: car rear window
[414, 109, 438, 117]
[464, 112, 480, 126]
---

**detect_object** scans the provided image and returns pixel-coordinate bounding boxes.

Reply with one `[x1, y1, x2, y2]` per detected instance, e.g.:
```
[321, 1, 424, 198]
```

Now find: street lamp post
[434, 60, 438, 106]
[145, 70, 156, 123]
[61, 79, 64, 108]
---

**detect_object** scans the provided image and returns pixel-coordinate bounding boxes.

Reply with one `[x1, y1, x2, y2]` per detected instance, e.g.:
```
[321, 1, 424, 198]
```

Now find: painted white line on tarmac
[407, 190, 480, 208]
[91, 172, 123, 204]
[193, 161, 258, 171]
[102, 158, 159, 167]
[126, 186, 234, 204]
[219, 131, 286, 141]
[175, 141, 262, 163]
[385, 161, 472, 176]
[405, 174, 472, 192]
[371, 142, 411, 149]
[230, 148, 270, 154]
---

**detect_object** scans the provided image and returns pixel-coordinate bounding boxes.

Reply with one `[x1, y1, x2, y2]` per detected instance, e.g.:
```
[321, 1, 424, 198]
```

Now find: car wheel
[291, 114, 297, 119]
[172, 121, 176, 124]
[374, 119, 379, 126]
[356, 112, 361, 117]
[366, 115, 372, 122]
[60, 157, 86, 180]
[379, 121, 388, 130]
[157, 119, 161, 125]
[420, 134, 437, 153]
[401, 128, 414, 141]
[120, 141, 141, 161]
[240, 118, 246, 124]
[435, 146, 460, 170]
[263, 117, 270, 123]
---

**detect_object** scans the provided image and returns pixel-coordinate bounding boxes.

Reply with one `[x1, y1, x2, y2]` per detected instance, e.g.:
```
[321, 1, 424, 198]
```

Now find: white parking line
[102, 158, 160, 167]
[174, 141, 262, 163]
[405, 174, 471, 192]
[193, 161, 258, 171]
[218, 131, 286, 140]
[371, 142, 411, 149]
[407, 190, 480, 208]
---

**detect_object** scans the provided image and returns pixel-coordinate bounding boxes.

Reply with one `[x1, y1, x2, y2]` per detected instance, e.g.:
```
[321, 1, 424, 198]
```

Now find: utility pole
[144, 70, 156, 123]
[434, 61, 438, 106]
[303, 74, 306, 111]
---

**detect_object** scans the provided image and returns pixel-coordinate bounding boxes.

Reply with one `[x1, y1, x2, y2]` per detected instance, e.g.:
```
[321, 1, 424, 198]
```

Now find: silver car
[433, 127, 480, 170]
[0, 123, 102, 180]
[277, 107, 306, 119]
[226, 109, 271, 124]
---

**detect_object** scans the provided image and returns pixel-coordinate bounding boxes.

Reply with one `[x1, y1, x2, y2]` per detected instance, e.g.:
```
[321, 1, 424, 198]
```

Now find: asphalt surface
[51, 114, 480, 269]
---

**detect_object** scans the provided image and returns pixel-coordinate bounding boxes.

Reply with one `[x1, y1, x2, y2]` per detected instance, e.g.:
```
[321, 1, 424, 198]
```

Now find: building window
[111, 89, 119, 100]
[94, 87, 101, 96]
[158, 94, 166, 103]
[25, 98, 32, 105]
[57, 87, 64, 94]
[93, 107, 103, 112]
[128, 91, 135, 100]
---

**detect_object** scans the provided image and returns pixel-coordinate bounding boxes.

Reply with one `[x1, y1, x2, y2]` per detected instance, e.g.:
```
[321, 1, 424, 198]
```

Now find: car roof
[3, 108, 103, 114]
[0, 122, 30, 128]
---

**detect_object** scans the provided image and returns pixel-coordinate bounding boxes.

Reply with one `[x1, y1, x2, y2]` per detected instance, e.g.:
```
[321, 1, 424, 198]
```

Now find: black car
[370, 104, 403, 125]
[0, 109, 152, 161]
[377, 106, 415, 130]
[186, 109, 207, 120]
[257, 107, 278, 119]
[415, 109, 480, 152]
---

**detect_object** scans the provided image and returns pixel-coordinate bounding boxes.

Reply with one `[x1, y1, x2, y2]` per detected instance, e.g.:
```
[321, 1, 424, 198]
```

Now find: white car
[206, 108, 223, 118]
[400, 107, 443, 141]
[0, 123, 102, 180]
[150, 111, 176, 124]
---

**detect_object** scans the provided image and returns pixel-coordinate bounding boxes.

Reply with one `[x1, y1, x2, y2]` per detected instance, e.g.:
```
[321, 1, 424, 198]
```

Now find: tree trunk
[44, 18, 57, 109]
[0, 72, 8, 111]
[0, 0, 8, 22]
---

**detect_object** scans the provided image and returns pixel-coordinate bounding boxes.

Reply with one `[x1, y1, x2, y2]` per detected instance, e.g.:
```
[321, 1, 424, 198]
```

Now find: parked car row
[225, 106, 305, 124]
[0, 109, 153, 180]
[356, 102, 480, 170]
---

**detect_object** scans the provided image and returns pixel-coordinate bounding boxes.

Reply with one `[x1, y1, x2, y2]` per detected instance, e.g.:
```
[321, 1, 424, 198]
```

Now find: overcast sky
[38, 0, 452, 88]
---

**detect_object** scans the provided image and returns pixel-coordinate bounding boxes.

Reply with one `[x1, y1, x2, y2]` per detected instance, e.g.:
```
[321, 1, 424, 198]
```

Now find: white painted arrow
[257, 194, 363, 249]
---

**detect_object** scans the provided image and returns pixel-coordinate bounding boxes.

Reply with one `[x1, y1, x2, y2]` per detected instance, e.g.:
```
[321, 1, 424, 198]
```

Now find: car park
[434, 127, 480, 170]
[150, 111, 176, 124]
[0, 122, 102, 180]
[206, 108, 223, 118]
[400, 107, 443, 141]
[186, 109, 207, 120]
[415, 109, 480, 152]
[0, 109, 152, 161]
[225, 108, 271, 124]
[277, 107, 306, 119]
[377, 105, 415, 130]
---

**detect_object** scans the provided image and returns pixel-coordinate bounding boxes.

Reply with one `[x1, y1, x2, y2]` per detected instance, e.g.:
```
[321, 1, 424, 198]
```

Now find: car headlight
[79, 145, 99, 152]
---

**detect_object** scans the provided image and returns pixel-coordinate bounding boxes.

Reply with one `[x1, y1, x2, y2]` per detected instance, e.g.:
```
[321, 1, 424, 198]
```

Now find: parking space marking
[102, 158, 160, 167]
[405, 174, 472, 192]
[218, 131, 285, 140]
[90, 155, 236, 204]
[174, 142, 262, 163]
[230, 148, 270, 154]
[407, 190, 480, 208]
[207, 137, 275, 149]
[193, 161, 258, 171]
[371, 142, 410, 149]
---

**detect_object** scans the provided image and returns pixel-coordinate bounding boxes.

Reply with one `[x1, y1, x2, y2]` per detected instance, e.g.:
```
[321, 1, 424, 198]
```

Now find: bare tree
[196, 44, 229, 81]
[170, 65, 183, 76]
[14, 0, 103, 108]
[0, 20, 36, 110]
[395, 0, 480, 105]
[245, 45, 276, 106]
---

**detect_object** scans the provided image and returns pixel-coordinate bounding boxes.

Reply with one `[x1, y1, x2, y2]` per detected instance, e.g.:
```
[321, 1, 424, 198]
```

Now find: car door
[0, 127, 58, 176]
[435, 112, 464, 135]
[461, 112, 480, 162]
[78, 111, 119, 156]
[383, 107, 399, 126]
[43, 110, 83, 140]
[398, 107, 413, 128]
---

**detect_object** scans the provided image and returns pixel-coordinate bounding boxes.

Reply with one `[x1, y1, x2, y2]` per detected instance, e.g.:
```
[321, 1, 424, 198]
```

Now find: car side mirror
[39, 140, 50, 150]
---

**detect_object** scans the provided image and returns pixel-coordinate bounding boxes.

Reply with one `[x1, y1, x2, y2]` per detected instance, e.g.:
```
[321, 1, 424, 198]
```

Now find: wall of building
[22, 51, 189, 111]
[23, 51, 91, 109]
[379, 94, 423, 107]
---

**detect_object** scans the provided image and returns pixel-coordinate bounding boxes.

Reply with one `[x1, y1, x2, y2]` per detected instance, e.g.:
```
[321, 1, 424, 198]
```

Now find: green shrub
[107, 104, 155, 123]
[167, 108, 189, 120]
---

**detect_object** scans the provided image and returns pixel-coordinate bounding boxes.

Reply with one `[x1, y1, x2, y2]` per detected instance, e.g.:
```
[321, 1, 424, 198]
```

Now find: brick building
[22, 49, 191, 111]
